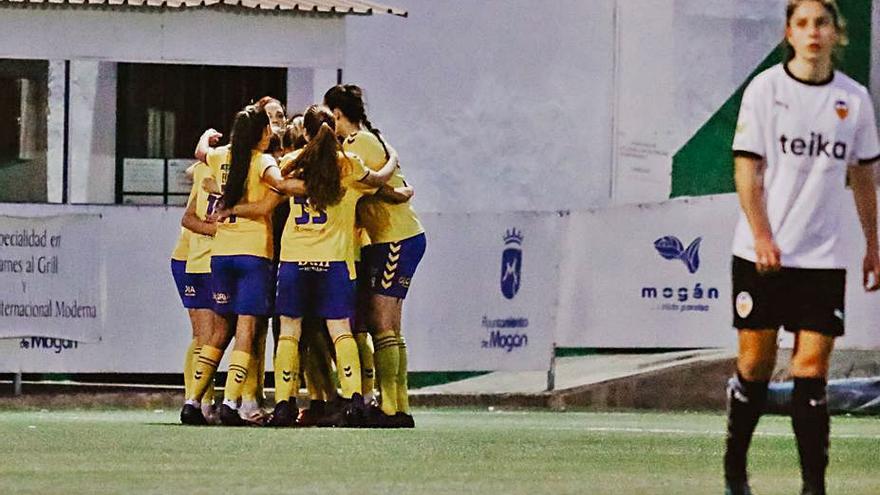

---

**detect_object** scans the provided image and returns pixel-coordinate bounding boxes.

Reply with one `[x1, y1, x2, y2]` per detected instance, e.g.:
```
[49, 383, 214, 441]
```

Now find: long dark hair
[222, 106, 269, 208]
[282, 105, 344, 213]
[323, 84, 390, 160]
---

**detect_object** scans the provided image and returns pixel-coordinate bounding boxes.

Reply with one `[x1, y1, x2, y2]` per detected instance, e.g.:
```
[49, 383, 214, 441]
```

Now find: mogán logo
[500, 228, 523, 300]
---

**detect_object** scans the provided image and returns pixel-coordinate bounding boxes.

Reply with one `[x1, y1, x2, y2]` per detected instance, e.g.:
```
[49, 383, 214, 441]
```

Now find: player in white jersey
[724, 2, 880, 495]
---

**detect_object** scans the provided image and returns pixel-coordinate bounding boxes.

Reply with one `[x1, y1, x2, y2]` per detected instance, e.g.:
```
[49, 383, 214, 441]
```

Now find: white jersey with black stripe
[731, 64, 880, 269]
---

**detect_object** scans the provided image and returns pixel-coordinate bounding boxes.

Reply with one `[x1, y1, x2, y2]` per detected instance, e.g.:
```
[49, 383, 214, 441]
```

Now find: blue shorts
[361, 233, 426, 299]
[211, 255, 274, 316]
[170, 259, 214, 310]
[275, 261, 355, 319]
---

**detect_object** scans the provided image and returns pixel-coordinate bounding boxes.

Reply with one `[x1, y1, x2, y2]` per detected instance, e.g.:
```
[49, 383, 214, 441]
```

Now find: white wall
[68, 61, 117, 204]
[344, 0, 617, 213]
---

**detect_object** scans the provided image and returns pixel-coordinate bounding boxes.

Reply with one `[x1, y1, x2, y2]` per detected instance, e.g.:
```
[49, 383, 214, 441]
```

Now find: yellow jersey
[343, 131, 423, 244]
[185, 162, 217, 274]
[278, 150, 375, 273]
[171, 228, 191, 261]
[171, 170, 199, 261]
[208, 146, 277, 259]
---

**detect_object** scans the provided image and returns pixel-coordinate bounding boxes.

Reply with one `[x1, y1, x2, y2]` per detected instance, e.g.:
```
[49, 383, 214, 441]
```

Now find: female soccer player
[324, 84, 426, 427]
[220, 104, 400, 426]
[725, 2, 879, 494]
[186, 105, 298, 426]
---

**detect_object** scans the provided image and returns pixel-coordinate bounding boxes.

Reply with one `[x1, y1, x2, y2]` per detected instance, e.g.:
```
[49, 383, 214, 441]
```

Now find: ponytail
[222, 107, 268, 208]
[290, 107, 345, 212]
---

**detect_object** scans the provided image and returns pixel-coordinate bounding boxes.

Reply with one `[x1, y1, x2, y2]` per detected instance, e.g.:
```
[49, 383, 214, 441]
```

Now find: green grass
[2, 409, 879, 495]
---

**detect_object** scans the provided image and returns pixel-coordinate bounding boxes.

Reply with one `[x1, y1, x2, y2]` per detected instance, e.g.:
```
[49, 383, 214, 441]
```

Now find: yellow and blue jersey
[342, 131, 423, 244]
[208, 146, 277, 260]
[185, 161, 218, 274]
[278, 150, 376, 273]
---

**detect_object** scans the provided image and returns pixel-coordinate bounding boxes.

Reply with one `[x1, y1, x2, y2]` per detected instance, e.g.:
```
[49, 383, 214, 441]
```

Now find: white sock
[222, 399, 237, 410]
[185, 399, 200, 407]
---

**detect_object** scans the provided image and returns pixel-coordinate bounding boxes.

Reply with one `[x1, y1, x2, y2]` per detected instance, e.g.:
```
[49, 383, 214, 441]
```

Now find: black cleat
[800, 482, 825, 495]
[180, 404, 208, 426]
[363, 403, 396, 428]
[266, 401, 294, 427]
[297, 400, 326, 427]
[218, 404, 247, 427]
[340, 393, 366, 428]
[724, 479, 753, 495]
[394, 412, 415, 428]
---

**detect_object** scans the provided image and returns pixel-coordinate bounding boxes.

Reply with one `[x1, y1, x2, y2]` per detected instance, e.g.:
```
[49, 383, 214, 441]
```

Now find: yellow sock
[333, 333, 362, 399]
[373, 331, 399, 415]
[355, 333, 376, 398]
[184, 339, 198, 399]
[189, 345, 222, 402]
[242, 331, 266, 403]
[274, 335, 300, 403]
[397, 336, 410, 414]
[224, 350, 250, 404]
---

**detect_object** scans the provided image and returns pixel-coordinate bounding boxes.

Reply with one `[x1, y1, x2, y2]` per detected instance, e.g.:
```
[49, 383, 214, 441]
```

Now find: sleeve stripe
[857, 153, 880, 165]
[732, 150, 764, 160]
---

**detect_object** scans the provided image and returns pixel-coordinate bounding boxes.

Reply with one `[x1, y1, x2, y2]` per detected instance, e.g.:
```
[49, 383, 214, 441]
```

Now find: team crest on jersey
[834, 100, 849, 120]
[500, 228, 523, 300]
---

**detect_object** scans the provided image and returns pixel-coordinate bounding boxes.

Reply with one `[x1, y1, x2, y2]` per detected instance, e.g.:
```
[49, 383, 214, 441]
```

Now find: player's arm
[194, 128, 222, 162]
[375, 184, 414, 204]
[734, 152, 780, 273]
[181, 195, 217, 236]
[359, 145, 399, 187]
[261, 164, 307, 197]
[214, 192, 287, 222]
[848, 161, 880, 291]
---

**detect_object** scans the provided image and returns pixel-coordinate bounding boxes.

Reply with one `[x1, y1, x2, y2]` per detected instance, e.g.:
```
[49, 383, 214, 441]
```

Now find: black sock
[791, 377, 829, 493]
[724, 372, 769, 482]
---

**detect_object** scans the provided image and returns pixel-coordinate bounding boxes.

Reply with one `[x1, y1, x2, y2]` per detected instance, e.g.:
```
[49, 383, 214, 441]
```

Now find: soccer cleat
[296, 400, 326, 427]
[340, 393, 366, 428]
[724, 480, 753, 495]
[201, 402, 218, 426]
[180, 404, 208, 426]
[218, 403, 247, 427]
[799, 482, 825, 495]
[238, 400, 268, 426]
[394, 412, 415, 428]
[266, 401, 294, 427]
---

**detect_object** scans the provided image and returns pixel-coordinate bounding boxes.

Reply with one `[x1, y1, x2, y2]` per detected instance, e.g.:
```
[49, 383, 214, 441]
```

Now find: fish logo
[654, 236, 702, 273]
[501, 228, 523, 299]
[835, 100, 848, 120]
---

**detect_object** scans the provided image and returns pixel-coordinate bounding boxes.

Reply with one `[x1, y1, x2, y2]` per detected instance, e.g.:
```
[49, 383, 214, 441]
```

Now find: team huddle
[170, 85, 425, 428]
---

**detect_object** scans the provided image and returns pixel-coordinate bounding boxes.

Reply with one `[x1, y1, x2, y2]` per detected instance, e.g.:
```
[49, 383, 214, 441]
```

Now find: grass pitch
[2, 408, 879, 495]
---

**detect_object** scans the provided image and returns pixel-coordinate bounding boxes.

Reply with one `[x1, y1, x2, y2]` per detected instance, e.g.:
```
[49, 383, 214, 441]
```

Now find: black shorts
[731, 256, 845, 337]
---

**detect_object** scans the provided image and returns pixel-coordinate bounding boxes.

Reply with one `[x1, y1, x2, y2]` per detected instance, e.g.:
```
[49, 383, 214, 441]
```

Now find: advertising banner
[403, 211, 563, 371]
[0, 214, 103, 342]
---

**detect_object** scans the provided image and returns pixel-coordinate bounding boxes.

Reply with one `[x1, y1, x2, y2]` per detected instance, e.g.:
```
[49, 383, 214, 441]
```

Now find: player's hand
[754, 236, 781, 274]
[202, 128, 223, 146]
[862, 249, 880, 291]
[210, 208, 232, 223]
[202, 177, 221, 194]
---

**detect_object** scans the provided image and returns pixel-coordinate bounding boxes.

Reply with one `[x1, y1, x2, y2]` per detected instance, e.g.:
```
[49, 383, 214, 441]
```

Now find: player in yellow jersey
[324, 85, 426, 427]
[177, 160, 223, 425]
[185, 105, 298, 427]
[220, 104, 400, 426]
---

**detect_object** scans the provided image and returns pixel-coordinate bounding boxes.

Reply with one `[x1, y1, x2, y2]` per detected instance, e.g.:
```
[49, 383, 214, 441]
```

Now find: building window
[0, 59, 48, 203]
[116, 63, 287, 205]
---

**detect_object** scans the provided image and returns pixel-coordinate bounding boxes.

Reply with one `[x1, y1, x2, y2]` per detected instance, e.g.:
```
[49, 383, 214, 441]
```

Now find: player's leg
[267, 261, 307, 426]
[240, 318, 268, 423]
[267, 315, 302, 426]
[789, 331, 834, 495]
[218, 256, 273, 426]
[785, 265, 843, 495]
[320, 262, 363, 426]
[298, 320, 338, 426]
[725, 256, 779, 494]
[369, 294, 400, 418]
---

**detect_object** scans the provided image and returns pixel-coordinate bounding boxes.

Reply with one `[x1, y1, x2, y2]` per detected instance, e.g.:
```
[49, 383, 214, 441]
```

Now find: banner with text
[0, 214, 103, 342]
[403, 211, 563, 371]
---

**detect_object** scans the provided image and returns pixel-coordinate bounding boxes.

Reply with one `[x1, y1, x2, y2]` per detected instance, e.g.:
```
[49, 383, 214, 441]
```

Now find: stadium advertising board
[403, 212, 562, 372]
[556, 194, 880, 349]
[0, 214, 103, 342]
